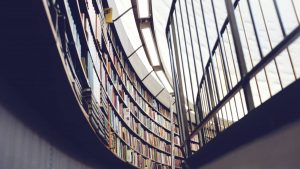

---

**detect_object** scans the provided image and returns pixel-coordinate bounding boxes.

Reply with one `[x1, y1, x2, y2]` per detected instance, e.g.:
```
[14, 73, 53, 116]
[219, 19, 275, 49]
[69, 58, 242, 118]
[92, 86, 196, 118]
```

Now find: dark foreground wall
[0, 82, 103, 169]
[193, 120, 300, 169]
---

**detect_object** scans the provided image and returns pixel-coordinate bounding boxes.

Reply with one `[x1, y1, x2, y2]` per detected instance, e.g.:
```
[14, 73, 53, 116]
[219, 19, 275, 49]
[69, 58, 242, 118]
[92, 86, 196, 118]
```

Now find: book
[124, 108, 130, 125]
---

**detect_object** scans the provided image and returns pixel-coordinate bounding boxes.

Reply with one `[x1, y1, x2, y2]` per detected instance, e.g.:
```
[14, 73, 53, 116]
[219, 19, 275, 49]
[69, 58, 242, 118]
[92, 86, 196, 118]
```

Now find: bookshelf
[55, 0, 184, 168]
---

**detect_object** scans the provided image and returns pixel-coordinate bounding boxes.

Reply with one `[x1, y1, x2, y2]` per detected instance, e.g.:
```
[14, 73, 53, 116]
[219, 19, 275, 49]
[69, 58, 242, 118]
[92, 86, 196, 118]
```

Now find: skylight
[156, 70, 173, 93]
[136, 47, 153, 72]
[137, 0, 150, 18]
[141, 27, 161, 66]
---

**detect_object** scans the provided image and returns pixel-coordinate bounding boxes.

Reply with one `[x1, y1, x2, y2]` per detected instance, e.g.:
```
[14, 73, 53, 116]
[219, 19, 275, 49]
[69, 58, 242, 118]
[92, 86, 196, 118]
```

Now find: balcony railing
[166, 0, 300, 157]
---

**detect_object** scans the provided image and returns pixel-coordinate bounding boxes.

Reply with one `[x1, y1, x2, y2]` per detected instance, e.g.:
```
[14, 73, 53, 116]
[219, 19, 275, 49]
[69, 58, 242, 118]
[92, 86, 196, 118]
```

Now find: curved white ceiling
[108, 0, 172, 107]
[152, 0, 173, 83]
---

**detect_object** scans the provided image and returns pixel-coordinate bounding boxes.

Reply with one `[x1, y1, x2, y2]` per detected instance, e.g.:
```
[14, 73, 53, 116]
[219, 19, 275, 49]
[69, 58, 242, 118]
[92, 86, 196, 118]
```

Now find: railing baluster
[291, 0, 300, 24]
[273, 0, 297, 80]
[257, 0, 283, 90]
[165, 0, 300, 155]
[225, 0, 255, 112]
[174, 7, 193, 133]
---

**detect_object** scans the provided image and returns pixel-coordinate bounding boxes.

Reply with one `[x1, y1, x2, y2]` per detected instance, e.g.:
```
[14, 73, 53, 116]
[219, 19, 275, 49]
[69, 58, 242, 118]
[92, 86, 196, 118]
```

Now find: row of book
[173, 113, 179, 125]
[110, 110, 171, 154]
[173, 125, 179, 134]
[127, 102, 171, 138]
[81, 86, 109, 144]
[173, 146, 183, 157]
[101, 21, 173, 167]
[111, 133, 171, 169]
[191, 143, 200, 152]
[158, 106, 171, 120]
[175, 159, 182, 168]
[85, 0, 96, 36]
[128, 111, 171, 142]
[106, 28, 172, 121]
[84, 34, 110, 143]
[190, 134, 201, 152]
[101, 52, 172, 139]
[84, 0, 104, 48]
[148, 110, 171, 130]
[103, 39, 170, 164]
[87, 53, 101, 104]
[172, 113, 183, 162]
[110, 125, 172, 166]
[63, 1, 96, 108]
[191, 135, 199, 142]
[61, 0, 88, 102]
[174, 135, 181, 146]
[102, 50, 172, 130]
[127, 97, 171, 132]
[63, 0, 82, 58]
[88, 97, 110, 144]
[100, 87, 108, 116]
[126, 111, 172, 145]
[137, 125, 171, 152]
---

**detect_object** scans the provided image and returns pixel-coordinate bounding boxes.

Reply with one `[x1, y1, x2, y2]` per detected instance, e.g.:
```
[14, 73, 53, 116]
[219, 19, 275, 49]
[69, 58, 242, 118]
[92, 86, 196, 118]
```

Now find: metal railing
[166, 0, 300, 157]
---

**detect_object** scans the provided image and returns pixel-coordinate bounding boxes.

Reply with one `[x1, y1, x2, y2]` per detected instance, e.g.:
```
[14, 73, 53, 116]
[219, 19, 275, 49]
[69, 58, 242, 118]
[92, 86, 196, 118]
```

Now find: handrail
[166, 0, 300, 157]
[191, 25, 300, 138]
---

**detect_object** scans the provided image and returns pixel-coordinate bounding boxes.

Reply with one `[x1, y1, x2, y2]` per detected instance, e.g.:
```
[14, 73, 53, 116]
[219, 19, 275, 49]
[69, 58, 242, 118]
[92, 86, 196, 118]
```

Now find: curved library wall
[47, 0, 184, 168]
